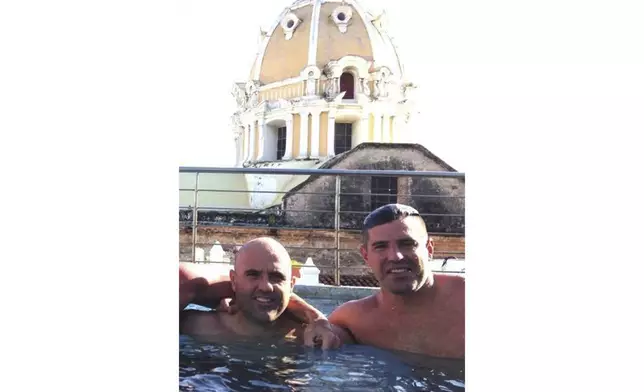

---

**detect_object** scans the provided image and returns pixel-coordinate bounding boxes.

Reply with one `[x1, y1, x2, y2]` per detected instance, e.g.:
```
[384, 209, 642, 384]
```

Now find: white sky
[173, 0, 495, 171]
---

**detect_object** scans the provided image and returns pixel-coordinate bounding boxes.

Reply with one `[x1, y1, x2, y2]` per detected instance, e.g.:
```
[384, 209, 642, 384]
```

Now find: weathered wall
[179, 226, 464, 276]
[282, 145, 465, 232]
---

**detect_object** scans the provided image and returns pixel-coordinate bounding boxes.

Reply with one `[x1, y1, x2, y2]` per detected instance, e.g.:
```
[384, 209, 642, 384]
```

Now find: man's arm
[189, 280, 235, 309]
[282, 293, 349, 349]
[327, 303, 359, 345]
[285, 293, 326, 324]
[180, 263, 233, 311]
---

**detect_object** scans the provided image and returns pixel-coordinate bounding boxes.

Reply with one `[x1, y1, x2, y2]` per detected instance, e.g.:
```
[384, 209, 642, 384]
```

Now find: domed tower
[231, 0, 416, 167]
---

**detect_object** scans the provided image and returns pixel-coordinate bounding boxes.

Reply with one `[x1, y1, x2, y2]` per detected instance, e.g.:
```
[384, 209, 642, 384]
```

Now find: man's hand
[303, 318, 342, 350]
[216, 297, 238, 314]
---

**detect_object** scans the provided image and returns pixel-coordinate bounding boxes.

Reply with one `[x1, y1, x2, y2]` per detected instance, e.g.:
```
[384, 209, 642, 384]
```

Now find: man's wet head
[361, 204, 434, 295]
[230, 237, 295, 324]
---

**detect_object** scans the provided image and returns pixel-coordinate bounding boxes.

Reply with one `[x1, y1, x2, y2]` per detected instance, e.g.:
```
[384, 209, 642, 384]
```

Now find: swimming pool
[180, 297, 465, 391]
[180, 336, 464, 391]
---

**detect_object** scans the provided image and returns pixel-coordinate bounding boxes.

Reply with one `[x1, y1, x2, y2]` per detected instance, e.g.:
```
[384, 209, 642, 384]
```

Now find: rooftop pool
[180, 295, 465, 391]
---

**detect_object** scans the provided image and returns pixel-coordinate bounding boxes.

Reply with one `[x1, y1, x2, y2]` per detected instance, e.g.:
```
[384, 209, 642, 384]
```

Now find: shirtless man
[180, 237, 341, 349]
[329, 204, 465, 359]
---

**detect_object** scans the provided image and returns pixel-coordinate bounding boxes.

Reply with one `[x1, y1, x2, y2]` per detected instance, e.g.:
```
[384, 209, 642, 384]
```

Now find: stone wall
[282, 144, 465, 233]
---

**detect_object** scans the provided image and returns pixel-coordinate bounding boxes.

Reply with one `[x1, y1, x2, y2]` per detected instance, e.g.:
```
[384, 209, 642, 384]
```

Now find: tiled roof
[319, 274, 380, 287]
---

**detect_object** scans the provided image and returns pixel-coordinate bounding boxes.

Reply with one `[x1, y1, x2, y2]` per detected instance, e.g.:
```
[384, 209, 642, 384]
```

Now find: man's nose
[387, 244, 404, 261]
[256, 276, 274, 292]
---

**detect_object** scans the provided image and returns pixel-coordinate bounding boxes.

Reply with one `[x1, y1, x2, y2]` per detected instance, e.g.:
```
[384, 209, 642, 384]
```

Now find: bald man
[328, 204, 465, 359]
[180, 237, 341, 348]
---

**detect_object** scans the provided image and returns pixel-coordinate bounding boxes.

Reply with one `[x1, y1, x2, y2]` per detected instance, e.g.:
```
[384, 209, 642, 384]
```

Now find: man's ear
[290, 275, 297, 289]
[359, 244, 368, 261]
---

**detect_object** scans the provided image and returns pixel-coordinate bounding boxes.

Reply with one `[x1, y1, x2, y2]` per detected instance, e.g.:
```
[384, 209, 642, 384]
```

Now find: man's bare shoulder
[329, 293, 379, 322]
[327, 294, 381, 344]
[436, 274, 465, 292]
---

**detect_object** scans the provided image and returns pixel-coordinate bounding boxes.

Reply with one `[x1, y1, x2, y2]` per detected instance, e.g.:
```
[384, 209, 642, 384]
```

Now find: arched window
[339, 72, 355, 99]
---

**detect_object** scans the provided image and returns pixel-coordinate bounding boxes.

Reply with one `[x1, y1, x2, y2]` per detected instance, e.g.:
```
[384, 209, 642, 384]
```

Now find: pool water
[300, 298, 345, 316]
[181, 297, 464, 391]
[180, 335, 464, 391]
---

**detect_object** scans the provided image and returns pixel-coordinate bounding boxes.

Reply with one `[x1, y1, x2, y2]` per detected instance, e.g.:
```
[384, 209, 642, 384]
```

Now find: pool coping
[294, 284, 379, 300]
[294, 271, 464, 300]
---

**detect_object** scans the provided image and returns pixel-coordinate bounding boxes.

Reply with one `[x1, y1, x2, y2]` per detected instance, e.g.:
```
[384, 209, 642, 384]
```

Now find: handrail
[180, 166, 465, 178]
[179, 167, 465, 285]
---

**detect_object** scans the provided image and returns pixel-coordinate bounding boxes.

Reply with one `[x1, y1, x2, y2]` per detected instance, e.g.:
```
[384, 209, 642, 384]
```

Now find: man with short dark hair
[329, 204, 465, 359]
[180, 237, 341, 349]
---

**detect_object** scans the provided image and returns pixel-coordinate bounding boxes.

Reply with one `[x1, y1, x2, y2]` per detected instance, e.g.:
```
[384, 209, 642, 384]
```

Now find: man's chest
[353, 308, 464, 358]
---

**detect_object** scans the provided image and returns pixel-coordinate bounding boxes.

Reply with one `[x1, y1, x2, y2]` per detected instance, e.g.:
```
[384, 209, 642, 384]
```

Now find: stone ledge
[294, 284, 378, 300]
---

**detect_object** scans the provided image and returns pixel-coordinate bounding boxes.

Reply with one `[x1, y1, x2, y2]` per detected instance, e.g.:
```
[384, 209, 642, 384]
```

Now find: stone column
[326, 109, 336, 156]
[310, 109, 321, 158]
[372, 112, 382, 143]
[283, 114, 294, 160]
[357, 113, 369, 147]
[234, 128, 243, 166]
[306, 75, 317, 96]
[244, 125, 251, 161]
[257, 118, 267, 161]
[382, 114, 391, 142]
[248, 122, 256, 161]
[298, 110, 309, 159]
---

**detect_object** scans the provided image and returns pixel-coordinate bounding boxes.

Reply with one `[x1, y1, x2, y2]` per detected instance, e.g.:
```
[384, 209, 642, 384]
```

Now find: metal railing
[179, 167, 465, 285]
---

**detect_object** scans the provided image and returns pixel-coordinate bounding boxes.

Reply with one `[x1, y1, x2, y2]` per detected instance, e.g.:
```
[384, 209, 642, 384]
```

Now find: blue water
[180, 298, 465, 391]
[300, 298, 345, 316]
[180, 335, 464, 391]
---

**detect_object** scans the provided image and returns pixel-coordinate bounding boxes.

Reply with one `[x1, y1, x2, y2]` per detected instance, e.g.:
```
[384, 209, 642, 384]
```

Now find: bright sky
[174, 0, 477, 171]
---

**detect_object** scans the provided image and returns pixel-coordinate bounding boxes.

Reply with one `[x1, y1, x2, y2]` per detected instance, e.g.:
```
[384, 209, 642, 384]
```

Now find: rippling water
[180, 335, 465, 391]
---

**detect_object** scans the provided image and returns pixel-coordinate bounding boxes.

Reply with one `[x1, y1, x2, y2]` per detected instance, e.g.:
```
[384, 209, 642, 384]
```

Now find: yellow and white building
[180, 0, 456, 214]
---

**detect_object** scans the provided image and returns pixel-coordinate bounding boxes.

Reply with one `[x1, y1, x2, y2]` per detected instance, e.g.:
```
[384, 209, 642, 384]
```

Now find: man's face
[360, 217, 433, 295]
[230, 248, 294, 324]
